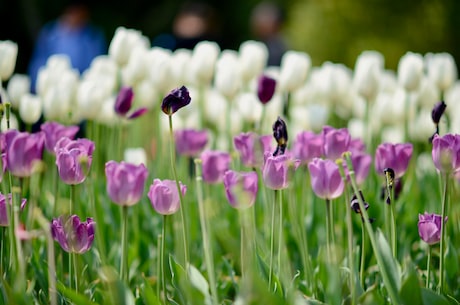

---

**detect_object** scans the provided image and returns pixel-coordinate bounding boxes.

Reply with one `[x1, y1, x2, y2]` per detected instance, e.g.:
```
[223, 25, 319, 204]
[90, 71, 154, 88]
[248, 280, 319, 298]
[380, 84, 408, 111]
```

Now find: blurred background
[1, 0, 460, 74]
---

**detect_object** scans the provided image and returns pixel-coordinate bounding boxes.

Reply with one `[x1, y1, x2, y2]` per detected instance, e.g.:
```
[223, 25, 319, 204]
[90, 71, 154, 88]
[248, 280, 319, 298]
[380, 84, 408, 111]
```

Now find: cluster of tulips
[0, 27, 460, 305]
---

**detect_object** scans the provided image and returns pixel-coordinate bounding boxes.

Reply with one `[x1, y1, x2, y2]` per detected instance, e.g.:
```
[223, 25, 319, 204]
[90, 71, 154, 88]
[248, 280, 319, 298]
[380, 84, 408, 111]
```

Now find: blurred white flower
[76, 79, 106, 120]
[347, 118, 365, 139]
[381, 125, 405, 143]
[278, 51, 311, 92]
[147, 47, 173, 94]
[379, 70, 398, 94]
[203, 89, 227, 125]
[235, 92, 263, 123]
[108, 27, 149, 67]
[124, 147, 147, 166]
[214, 50, 241, 99]
[170, 48, 192, 86]
[1, 111, 18, 131]
[353, 50, 384, 101]
[314, 62, 352, 104]
[305, 103, 330, 132]
[189, 41, 220, 86]
[397, 52, 424, 92]
[121, 45, 149, 86]
[414, 77, 440, 108]
[238, 40, 268, 83]
[134, 79, 159, 108]
[0, 40, 18, 81]
[289, 105, 311, 136]
[425, 52, 457, 93]
[416, 152, 436, 179]
[19, 93, 42, 124]
[6, 74, 30, 109]
[42, 69, 79, 121]
[95, 96, 118, 126]
[408, 108, 434, 142]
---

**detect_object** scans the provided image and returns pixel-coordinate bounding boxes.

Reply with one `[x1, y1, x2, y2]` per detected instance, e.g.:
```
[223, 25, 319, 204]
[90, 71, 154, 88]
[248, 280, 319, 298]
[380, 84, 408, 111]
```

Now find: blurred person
[153, 2, 221, 50]
[250, 1, 288, 66]
[28, 0, 106, 92]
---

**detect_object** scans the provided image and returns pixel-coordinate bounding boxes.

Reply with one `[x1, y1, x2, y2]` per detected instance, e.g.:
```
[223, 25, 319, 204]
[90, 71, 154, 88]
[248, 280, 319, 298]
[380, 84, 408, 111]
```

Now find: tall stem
[426, 246, 432, 289]
[268, 190, 277, 291]
[277, 189, 283, 283]
[161, 215, 167, 304]
[168, 115, 189, 269]
[156, 234, 162, 304]
[120, 206, 129, 283]
[325, 199, 332, 262]
[194, 159, 218, 305]
[360, 222, 366, 289]
[345, 190, 356, 305]
[438, 173, 448, 294]
[73, 253, 78, 291]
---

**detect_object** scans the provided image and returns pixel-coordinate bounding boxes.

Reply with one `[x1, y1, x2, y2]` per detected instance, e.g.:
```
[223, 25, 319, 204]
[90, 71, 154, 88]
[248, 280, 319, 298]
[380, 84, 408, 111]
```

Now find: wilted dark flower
[273, 117, 288, 156]
[350, 190, 369, 214]
[431, 101, 446, 125]
[161, 86, 191, 115]
[114, 86, 148, 119]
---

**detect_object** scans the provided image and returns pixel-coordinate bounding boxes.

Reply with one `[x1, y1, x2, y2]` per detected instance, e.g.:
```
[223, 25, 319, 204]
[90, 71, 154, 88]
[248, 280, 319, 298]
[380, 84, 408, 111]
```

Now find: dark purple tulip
[161, 85, 191, 115]
[175, 129, 208, 157]
[418, 212, 447, 245]
[115, 86, 134, 116]
[322, 126, 351, 160]
[148, 179, 186, 215]
[292, 131, 323, 165]
[51, 215, 95, 254]
[431, 101, 446, 125]
[105, 161, 149, 206]
[200, 150, 231, 184]
[262, 152, 299, 190]
[375, 142, 413, 178]
[4, 130, 45, 177]
[223, 170, 258, 209]
[257, 74, 276, 104]
[273, 117, 288, 156]
[432, 134, 460, 173]
[308, 158, 344, 200]
[40, 122, 80, 153]
[55, 137, 95, 185]
[234, 132, 273, 168]
[0, 193, 27, 227]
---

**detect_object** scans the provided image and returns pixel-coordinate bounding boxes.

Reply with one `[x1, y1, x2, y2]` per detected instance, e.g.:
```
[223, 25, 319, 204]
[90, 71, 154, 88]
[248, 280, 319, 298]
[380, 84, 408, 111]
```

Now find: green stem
[156, 234, 162, 304]
[360, 221, 366, 289]
[277, 189, 283, 283]
[53, 168, 59, 216]
[70, 184, 75, 216]
[120, 205, 129, 283]
[73, 252, 78, 291]
[161, 215, 167, 304]
[168, 115, 189, 269]
[426, 246, 432, 289]
[0, 227, 4, 276]
[390, 202, 397, 258]
[268, 190, 277, 291]
[345, 190, 356, 305]
[438, 173, 448, 294]
[194, 159, 218, 305]
[325, 199, 332, 262]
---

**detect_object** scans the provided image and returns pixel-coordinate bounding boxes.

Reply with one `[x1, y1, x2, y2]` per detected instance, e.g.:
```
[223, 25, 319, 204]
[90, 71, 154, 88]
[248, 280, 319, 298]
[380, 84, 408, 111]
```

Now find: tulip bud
[353, 50, 384, 100]
[189, 41, 220, 85]
[425, 52, 457, 92]
[239, 40, 268, 82]
[257, 74, 276, 104]
[272, 117, 288, 156]
[0, 40, 18, 81]
[278, 51, 311, 92]
[161, 86, 191, 115]
[19, 93, 42, 124]
[397, 52, 424, 92]
[124, 147, 147, 166]
[6, 74, 30, 109]
[432, 101, 446, 125]
[214, 50, 241, 99]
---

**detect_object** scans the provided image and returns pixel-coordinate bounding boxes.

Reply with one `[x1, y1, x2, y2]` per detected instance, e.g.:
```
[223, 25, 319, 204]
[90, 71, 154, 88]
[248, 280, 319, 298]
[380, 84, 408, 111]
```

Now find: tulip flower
[200, 150, 231, 184]
[239, 40, 268, 82]
[257, 74, 276, 104]
[431, 101, 446, 125]
[292, 131, 323, 165]
[234, 132, 272, 168]
[114, 86, 148, 119]
[262, 152, 299, 190]
[105, 161, 149, 206]
[123, 147, 147, 166]
[223, 170, 258, 209]
[273, 117, 288, 156]
[308, 158, 344, 200]
[7, 74, 30, 109]
[41, 121, 79, 153]
[19, 94, 42, 125]
[347, 151, 372, 185]
[0, 193, 27, 227]
[425, 52, 457, 92]
[148, 179, 186, 215]
[431, 134, 460, 173]
[0, 40, 18, 81]
[174, 129, 208, 157]
[397, 52, 424, 92]
[161, 86, 191, 115]
[3, 130, 45, 177]
[55, 137, 95, 185]
[322, 126, 351, 160]
[418, 212, 446, 245]
[51, 215, 95, 254]
[374, 142, 413, 178]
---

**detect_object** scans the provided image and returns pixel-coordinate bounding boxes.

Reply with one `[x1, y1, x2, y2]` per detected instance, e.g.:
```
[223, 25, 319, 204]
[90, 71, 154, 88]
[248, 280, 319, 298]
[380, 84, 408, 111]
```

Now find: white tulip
[381, 126, 405, 144]
[46, 54, 72, 71]
[1, 112, 18, 131]
[379, 70, 398, 93]
[124, 147, 147, 166]
[190, 41, 220, 86]
[170, 48, 192, 86]
[19, 93, 42, 124]
[278, 51, 311, 92]
[290, 105, 311, 136]
[76, 79, 106, 120]
[235, 92, 263, 123]
[314, 62, 352, 104]
[408, 108, 434, 142]
[43, 88, 69, 120]
[147, 47, 172, 94]
[305, 103, 330, 132]
[347, 118, 365, 139]
[425, 52, 457, 92]
[238, 40, 268, 82]
[416, 152, 436, 179]
[86, 55, 118, 76]
[397, 52, 424, 92]
[6, 74, 30, 109]
[121, 45, 149, 86]
[353, 50, 384, 100]
[414, 77, 439, 108]
[108, 27, 149, 67]
[203, 89, 227, 125]
[0, 40, 18, 81]
[445, 81, 460, 119]
[96, 96, 118, 126]
[214, 50, 241, 99]
[134, 79, 159, 108]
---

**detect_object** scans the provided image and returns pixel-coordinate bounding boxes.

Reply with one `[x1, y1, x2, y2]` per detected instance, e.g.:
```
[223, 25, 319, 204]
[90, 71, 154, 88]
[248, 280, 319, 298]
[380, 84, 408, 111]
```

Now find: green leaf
[140, 277, 161, 305]
[420, 288, 451, 305]
[187, 264, 212, 305]
[358, 285, 385, 305]
[57, 281, 99, 305]
[400, 262, 422, 305]
[375, 229, 401, 291]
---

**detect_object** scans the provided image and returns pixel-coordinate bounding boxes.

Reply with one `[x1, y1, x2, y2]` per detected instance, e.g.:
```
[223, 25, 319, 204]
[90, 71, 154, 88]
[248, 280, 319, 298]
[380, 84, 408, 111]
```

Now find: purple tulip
[257, 74, 276, 104]
[161, 86, 191, 115]
[0, 193, 27, 227]
[308, 158, 344, 200]
[347, 151, 372, 185]
[114, 86, 148, 119]
[148, 179, 186, 215]
[105, 161, 149, 206]
[418, 212, 447, 245]
[174, 129, 208, 157]
[223, 170, 258, 209]
[292, 131, 323, 165]
[234, 132, 273, 168]
[262, 152, 299, 190]
[348, 138, 366, 154]
[40, 122, 80, 153]
[431, 134, 460, 173]
[3, 130, 45, 177]
[375, 142, 413, 178]
[55, 137, 95, 185]
[322, 126, 351, 160]
[51, 215, 95, 253]
[200, 150, 231, 184]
